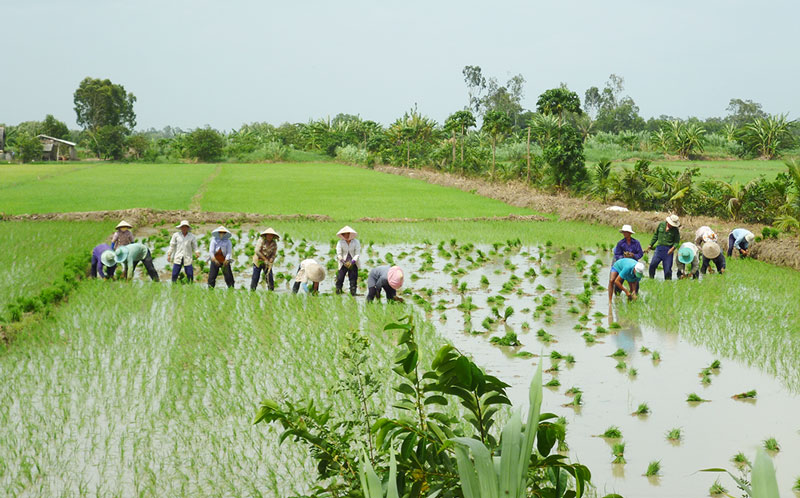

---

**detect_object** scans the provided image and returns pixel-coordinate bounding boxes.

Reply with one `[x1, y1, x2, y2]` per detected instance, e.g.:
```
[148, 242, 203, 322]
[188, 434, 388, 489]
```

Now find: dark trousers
[335, 265, 358, 295]
[90, 256, 116, 279]
[172, 263, 194, 282]
[727, 233, 735, 257]
[208, 261, 234, 288]
[250, 264, 274, 290]
[132, 249, 160, 282]
[648, 245, 673, 280]
[367, 284, 396, 303]
[701, 254, 726, 274]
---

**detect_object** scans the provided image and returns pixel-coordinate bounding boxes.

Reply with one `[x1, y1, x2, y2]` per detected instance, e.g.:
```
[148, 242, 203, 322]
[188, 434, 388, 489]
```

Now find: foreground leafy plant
[702, 449, 780, 498]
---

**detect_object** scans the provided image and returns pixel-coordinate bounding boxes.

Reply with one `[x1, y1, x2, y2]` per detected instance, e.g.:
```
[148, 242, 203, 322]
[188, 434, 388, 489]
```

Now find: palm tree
[590, 160, 613, 203]
[737, 114, 796, 159]
[482, 110, 512, 179]
[775, 159, 800, 236]
[719, 178, 759, 221]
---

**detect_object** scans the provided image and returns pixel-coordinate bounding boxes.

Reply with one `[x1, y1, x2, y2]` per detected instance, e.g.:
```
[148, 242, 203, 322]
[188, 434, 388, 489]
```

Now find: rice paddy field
[1, 162, 800, 497]
[613, 159, 789, 183]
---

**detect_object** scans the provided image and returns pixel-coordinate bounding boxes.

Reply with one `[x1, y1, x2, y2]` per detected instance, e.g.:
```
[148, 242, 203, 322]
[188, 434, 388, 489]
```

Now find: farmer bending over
[676, 242, 700, 280]
[608, 258, 644, 303]
[727, 228, 755, 258]
[366, 265, 405, 303]
[92, 244, 116, 279]
[110, 220, 134, 249]
[292, 259, 326, 294]
[251, 228, 279, 291]
[700, 241, 725, 275]
[648, 215, 680, 280]
[208, 226, 234, 289]
[115, 243, 160, 281]
[613, 224, 643, 262]
[335, 225, 361, 296]
[167, 220, 200, 283]
[694, 225, 718, 246]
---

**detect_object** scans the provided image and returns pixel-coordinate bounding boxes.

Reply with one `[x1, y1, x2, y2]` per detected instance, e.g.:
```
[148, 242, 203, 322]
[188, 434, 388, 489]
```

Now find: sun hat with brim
[745, 233, 755, 244]
[101, 250, 117, 268]
[678, 245, 695, 265]
[116, 220, 133, 229]
[295, 261, 326, 283]
[337, 225, 358, 239]
[702, 241, 721, 259]
[176, 220, 191, 229]
[619, 224, 635, 234]
[666, 215, 681, 228]
[387, 266, 404, 289]
[634, 262, 645, 277]
[114, 246, 129, 265]
[260, 227, 280, 239]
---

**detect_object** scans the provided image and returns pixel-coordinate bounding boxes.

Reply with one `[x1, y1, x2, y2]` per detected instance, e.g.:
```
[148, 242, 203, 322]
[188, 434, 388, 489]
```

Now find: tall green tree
[536, 87, 582, 126]
[40, 114, 69, 139]
[73, 77, 137, 132]
[183, 127, 225, 162]
[584, 74, 644, 133]
[444, 110, 476, 164]
[481, 110, 512, 178]
[726, 98, 768, 127]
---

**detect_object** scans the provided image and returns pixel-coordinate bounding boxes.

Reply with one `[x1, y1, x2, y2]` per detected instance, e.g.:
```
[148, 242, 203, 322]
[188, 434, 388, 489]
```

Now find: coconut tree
[590, 160, 614, 203]
[482, 110, 512, 179]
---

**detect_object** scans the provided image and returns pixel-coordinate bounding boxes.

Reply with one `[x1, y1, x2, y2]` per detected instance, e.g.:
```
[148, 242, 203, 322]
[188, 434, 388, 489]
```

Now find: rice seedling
[763, 437, 780, 452]
[610, 348, 627, 357]
[490, 330, 521, 346]
[581, 332, 596, 344]
[480, 275, 489, 286]
[565, 386, 582, 396]
[709, 359, 721, 370]
[701, 374, 712, 385]
[612, 442, 626, 464]
[564, 354, 576, 364]
[644, 460, 661, 477]
[709, 479, 727, 495]
[666, 428, 682, 442]
[545, 378, 561, 387]
[514, 350, 535, 358]
[628, 368, 638, 378]
[550, 350, 563, 360]
[615, 360, 627, 371]
[651, 350, 661, 362]
[521, 321, 530, 330]
[545, 362, 560, 373]
[563, 392, 582, 408]
[596, 326, 608, 334]
[632, 403, 650, 416]
[731, 452, 751, 467]
[567, 305, 580, 314]
[732, 390, 757, 400]
[793, 476, 800, 492]
[601, 426, 623, 439]
[639, 346, 651, 354]
[609, 322, 622, 329]
[536, 328, 556, 343]
[686, 393, 709, 403]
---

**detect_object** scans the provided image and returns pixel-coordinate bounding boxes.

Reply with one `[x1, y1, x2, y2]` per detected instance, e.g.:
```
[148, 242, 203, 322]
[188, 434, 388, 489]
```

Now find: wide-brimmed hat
[678, 245, 695, 264]
[114, 246, 129, 264]
[619, 224, 635, 234]
[295, 260, 326, 283]
[702, 241, 721, 259]
[387, 266, 404, 289]
[745, 232, 755, 244]
[116, 220, 132, 229]
[634, 262, 645, 277]
[212, 225, 229, 234]
[260, 227, 280, 239]
[176, 220, 191, 229]
[101, 250, 117, 268]
[666, 215, 681, 228]
[337, 225, 358, 239]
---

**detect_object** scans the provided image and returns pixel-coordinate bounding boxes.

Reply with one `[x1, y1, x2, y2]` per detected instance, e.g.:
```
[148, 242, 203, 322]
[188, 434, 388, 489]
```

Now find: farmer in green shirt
[114, 242, 160, 281]
[647, 215, 680, 280]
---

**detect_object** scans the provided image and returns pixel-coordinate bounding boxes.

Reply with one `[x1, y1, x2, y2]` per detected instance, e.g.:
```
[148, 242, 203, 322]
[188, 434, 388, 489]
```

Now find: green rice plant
[536, 328, 555, 343]
[545, 362, 560, 373]
[615, 360, 627, 371]
[651, 351, 661, 361]
[762, 437, 780, 452]
[686, 393, 709, 403]
[602, 426, 622, 439]
[609, 322, 621, 329]
[644, 460, 661, 477]
[708, 479, 727, 496]
[567, 305, 580, 314]
[732, 390, 757, 400]
[565, 386, 582, 396]
[521, 321, 530, 330]
[480, 275, 489, 286]
[549, 350, 563, 360]
[564, 354, 576, 364]
[490, 330, 521, 347]
[701, 374, 712, 385]
[639, 346, 651, 354]
[610, 348, 627, 357]
[544, 378, 561, 387]
[514, 351, 535, 358]
[564, 392, 582, 408]
[731, 452, 751, 467]
[628, 368, 638, 378]
[666, 428, 682, 442]
[595, 326, 608, 334]
[535, 284, 546, 291]
[793, 476, 800, 492]
[633, 403, 650, 416]
[482, 316, 496, 330]
[503, 306, 514, 321]
[709, 359, 721, 370]
[581, 332, 596, 344]
[612, 442, 626, 464]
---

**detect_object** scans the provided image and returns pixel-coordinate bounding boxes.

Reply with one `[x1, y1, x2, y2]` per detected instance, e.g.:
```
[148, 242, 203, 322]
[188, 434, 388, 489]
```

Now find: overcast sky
[2, 0, 798, 131]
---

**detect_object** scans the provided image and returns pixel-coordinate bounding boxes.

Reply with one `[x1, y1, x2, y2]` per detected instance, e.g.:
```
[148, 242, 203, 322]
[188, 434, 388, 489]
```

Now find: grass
[644, 460, 661, 477]
[619, 258, 800, 391]
[0, 283, 446, 495]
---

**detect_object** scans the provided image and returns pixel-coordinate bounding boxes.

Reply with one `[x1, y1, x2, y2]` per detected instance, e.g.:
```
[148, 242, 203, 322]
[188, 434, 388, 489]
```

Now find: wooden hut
[37, 135, 77, 161]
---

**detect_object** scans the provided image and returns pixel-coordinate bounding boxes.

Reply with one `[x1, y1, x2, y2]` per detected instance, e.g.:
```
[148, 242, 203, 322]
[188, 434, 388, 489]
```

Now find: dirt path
[374, 165, 800, 270]
[3, 208, 334, 225]
[189, 164, 222, 211]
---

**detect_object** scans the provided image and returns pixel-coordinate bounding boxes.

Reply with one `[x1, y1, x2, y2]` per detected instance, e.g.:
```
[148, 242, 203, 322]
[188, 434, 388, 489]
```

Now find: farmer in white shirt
[335, 225, 361, 296]
[167, 220, 200, 282]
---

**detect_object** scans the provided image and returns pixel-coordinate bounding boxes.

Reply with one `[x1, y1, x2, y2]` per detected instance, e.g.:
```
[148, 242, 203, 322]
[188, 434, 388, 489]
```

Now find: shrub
[183, 127, 225, 162]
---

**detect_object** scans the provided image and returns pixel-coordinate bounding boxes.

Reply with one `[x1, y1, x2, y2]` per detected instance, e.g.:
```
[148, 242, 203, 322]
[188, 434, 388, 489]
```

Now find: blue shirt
[731, 228, 753, 250]
[612, 258, 642, 283]
[613, 238, 643, 261]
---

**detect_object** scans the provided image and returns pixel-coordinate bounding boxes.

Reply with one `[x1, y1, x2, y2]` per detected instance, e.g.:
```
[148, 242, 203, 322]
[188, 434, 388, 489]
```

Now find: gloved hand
[623, 251, 634, 258]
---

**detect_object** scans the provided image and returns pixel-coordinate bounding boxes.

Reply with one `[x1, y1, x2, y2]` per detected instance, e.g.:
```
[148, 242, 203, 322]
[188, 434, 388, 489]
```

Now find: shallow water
[133, 230, 800, 497]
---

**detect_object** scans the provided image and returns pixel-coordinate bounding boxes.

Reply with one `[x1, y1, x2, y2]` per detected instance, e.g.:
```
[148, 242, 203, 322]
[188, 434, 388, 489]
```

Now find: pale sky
[1, 0, 797, 131]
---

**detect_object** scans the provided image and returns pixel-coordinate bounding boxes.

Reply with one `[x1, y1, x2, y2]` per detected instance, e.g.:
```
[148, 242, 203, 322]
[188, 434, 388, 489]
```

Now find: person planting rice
[114, 242, 160, 281]
[110, 220, 134, 249]
[608, 258, 644, 303]
[251, 228, 279, 291]
[675, 241, 700, 280]
[366, 265, 405, 303]
[648, 214, 680, 280]
[335, 225, 360, 296]
[694, 225, 718, 246]
[292, 259, 326, 294]
[727, 228, 755, 258]
[207, 226, 234, 289]
[700, 240, 726, 275]
[167, 220, 200, 283]
[91, 244, 116, 279]
[613, 224, 643, 262]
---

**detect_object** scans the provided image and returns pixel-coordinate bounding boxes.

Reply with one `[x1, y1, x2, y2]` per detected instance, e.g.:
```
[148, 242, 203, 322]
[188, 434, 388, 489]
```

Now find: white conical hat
[116, 220, 133, 229]
[337, 225, 358, 239]
[260, 227, 280, 239]
[176, 220, 191, 228]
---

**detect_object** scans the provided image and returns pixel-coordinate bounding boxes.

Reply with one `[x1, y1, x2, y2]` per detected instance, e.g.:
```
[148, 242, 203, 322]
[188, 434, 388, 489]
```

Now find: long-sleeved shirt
[613, 238, 643, 261]
[649, 222, 680, 249]
[694, 226, 717, 246]
[611, 258, 642, 283]
[336, 239, 361, 269]
[167, 231, 199, 266]
[209, 236, 233, 263]
[92, 244, 114, 278]
[731, 228, 753, 250]
[120, 243, 149, 272]
[111, 230, 134, 249]
[253, 237, 277, 266]
[676, 242, 699, 274]
[367, 265, 397, 299]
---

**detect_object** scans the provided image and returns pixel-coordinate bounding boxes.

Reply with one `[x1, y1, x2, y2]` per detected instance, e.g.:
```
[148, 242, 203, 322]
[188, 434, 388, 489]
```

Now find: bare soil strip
[374, 165, 800, 270]
[3, 208, 333, 225]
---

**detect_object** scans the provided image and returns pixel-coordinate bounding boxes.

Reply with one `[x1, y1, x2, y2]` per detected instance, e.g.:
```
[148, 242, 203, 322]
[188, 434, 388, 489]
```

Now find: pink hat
[387, 266, 404, 290]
